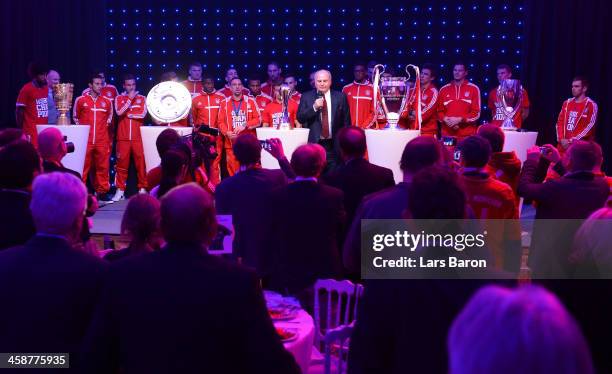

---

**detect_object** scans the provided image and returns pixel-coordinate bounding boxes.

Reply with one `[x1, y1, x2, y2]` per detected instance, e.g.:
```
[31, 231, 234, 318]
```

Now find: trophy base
[384, 112, 401, 130]
[278, 122, 290, 130]
[501, 118, 518, 131]
[56, 115, 71, 126]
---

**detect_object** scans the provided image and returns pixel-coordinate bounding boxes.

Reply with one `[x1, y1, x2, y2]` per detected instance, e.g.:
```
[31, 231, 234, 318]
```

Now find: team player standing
[14, 61, 600, 196]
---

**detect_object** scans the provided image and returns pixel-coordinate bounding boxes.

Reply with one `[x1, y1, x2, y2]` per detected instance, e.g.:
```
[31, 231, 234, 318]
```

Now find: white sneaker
[111, 189, 125, 202]
[138, 188, 148, 194]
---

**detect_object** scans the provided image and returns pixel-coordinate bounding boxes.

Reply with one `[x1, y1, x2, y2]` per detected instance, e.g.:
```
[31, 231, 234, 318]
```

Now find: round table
[274, 310, 315, 373]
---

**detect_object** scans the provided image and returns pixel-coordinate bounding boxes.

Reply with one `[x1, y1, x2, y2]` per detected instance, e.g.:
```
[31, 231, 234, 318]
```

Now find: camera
[63, 136, 75, 153]
[539, 146, 550, 154]
[453, 149, 461, 161]
[441, 136, 457, 147]
[260, 139, 272, 152]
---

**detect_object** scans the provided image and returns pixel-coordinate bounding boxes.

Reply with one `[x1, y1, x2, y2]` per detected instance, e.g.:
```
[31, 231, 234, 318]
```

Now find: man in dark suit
[518, 141, 609, 277]
[343, 136, 443, 274]
[215, 134, 287, 280]
[80, 183, 299, 374]
[0, 172, 107, 361]
[297, 69, 351, 171]
[322, 127, 394, 230]
[38, 127, 82, 179]
[0, 140, 39, 250]
[270, 144, 345, 299]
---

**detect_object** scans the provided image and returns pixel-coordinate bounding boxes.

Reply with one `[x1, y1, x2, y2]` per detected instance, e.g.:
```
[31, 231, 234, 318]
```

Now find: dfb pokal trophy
[497, 79, 523, 131]
[278, 84, 292, 129]
[372, 64, 422, 130]
[52, 83, 74, 125]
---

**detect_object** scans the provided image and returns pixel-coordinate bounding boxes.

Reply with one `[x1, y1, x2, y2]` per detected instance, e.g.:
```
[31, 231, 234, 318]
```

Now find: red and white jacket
[182, 79, 203, 97]
[556, 97, 598, 141]
[219, 85, 250, 98]
[260, 80, 280, 97]
[251, 93, 273, 115]
[115, 92, 147, 141]
[192, 91, 226, 128]
[73, 93, 113, 145]
[217, 96, 261, 147]
[342, 81, 375, 128]
[437, 81, 481, 138]
[290, 91, 302, 105]
[401, 84, 439, 134]
[82, 83, 119, 103]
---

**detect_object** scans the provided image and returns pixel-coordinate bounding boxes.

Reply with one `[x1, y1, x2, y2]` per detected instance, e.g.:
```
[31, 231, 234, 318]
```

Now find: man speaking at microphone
[297, 69, 351, 172]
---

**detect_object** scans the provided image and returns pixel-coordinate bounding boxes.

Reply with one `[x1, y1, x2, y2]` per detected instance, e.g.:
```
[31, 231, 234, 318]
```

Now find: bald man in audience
[38, 127, 81, 178]
[46, 70, 60, 124]
[81, 183, 299, 373]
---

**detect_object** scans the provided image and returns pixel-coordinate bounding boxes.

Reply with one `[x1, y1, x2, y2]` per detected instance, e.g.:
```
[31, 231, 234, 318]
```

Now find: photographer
[38, 127, 80, 179]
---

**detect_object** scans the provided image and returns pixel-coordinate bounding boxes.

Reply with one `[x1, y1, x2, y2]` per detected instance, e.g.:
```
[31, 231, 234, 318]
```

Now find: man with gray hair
[0, 172, 107, 356]
[38, 127, 81, 178]
[46, 69, 61, 124]
[297, 69, 351, 172]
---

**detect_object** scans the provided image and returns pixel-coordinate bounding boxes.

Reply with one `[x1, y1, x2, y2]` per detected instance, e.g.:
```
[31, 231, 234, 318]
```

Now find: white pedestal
[141, 126, 193, 172]
[256, 128, 310, 169]
[366, 129, 421, 184]
[37, 124, 90, 176]
[503, 131, 538, 163]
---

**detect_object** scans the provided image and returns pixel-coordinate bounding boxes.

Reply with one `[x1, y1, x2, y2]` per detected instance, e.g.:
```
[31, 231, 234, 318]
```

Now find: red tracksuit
[182, 79, 203, 98]
[73, 93, 113, 193]
[15, 81, 49, 147]
[218, 96, 261, 176]
[400, 85, 439, 135]
[556, 97, 598, 142]
[262, 100, 298, 128]
[260, 80, 279, 97]
[342, 81, 375, 128]
[192, 90, 226, 185]
[290, 91, 301, 105]
[219, 85, 251, 98]
[114, 92, 147, 190]
[82, 84, 119, 102]
[252, 93, 273, 116]
[488, 86, 530, 128]
[437, 81, 481, 139]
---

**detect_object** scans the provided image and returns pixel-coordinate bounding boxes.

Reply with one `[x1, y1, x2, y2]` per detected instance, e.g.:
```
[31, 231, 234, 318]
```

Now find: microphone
[316, 91, 323, 99]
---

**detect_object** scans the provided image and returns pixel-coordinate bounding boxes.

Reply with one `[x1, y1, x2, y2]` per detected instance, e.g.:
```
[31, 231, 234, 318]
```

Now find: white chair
[313, 279, 358, 348]
[323, 322, 355, 374]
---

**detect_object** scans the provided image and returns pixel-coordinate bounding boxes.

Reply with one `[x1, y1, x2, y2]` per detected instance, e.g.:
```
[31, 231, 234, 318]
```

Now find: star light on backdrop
[107, 1, 523, 100]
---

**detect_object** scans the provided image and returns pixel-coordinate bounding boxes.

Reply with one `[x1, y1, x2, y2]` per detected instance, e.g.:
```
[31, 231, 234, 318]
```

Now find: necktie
[321, 95, 330, 139]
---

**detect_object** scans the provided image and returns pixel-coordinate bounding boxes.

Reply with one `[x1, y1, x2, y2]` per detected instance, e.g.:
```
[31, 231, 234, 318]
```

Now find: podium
[503, 131, 538, 163]
[37, 124, 90, 176]
[365, 129, 421, 183]
[141, 126, 193, 172]
[256, 128, 310, 169]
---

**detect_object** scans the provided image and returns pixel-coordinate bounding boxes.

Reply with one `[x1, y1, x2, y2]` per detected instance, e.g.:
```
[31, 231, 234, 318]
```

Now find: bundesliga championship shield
[497, 79, 523, 131]
[372, 64, 422, 130]
[146, 81, 192, 123]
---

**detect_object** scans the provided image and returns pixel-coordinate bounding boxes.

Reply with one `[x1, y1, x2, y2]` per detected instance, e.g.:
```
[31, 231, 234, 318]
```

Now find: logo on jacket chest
[464, 92, 470, 97]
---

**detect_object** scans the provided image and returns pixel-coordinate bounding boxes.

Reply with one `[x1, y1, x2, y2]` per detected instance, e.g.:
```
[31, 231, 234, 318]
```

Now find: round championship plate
[146, 81, 192, 123]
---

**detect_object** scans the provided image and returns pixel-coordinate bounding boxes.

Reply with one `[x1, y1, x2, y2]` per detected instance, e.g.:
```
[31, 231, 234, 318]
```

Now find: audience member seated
[348, 166, 514, 374]
[146, 128, 181, 191]
[0, 172, 107, 357]
[569, 207, 612, 277]
[448, 285, 593, 374]
[0, 140, 39, 250]
[215, 134, 287, 280]
[322, 126, 395, 228]
[0, 128, 26, 146]
[269, 144, 345, 302]
[104, 194, 162, 262]
[477, 124, 522, 200]
[458, 135, 521, 272]
[150, 148, 190, 198]
[38, 127, 81, 178]
[519, 141, 609, 277]
[80, 183, 300, 373]
[343, 136, 443, 275]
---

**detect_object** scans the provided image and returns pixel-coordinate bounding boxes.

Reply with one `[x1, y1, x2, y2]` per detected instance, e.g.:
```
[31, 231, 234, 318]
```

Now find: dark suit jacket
[348, 279, 513, 374]
[322, 158, 395, 227]
[518, 158, 609, 277]
[270, 180, 345, 293]
[80, 242, 300, 374]
[343, 183, 411, 274]
[297, 89, 351, 143]
[215, 168, 287, 276]
[0, 190, 35, 250]
[0, 235, 107, 363]
[43, 160, 82, 179]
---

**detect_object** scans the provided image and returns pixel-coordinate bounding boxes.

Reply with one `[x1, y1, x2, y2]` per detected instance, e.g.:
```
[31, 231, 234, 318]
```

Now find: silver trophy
[497, 79, 523, 131]
[146, 81, 192, 124]
[372, 64, 421, 130]
[278, 84, 291, 129]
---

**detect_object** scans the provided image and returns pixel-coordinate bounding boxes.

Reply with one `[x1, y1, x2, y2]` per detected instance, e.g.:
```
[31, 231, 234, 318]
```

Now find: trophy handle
[372, 64, 390, 117]
[404, 65, 422, 131]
